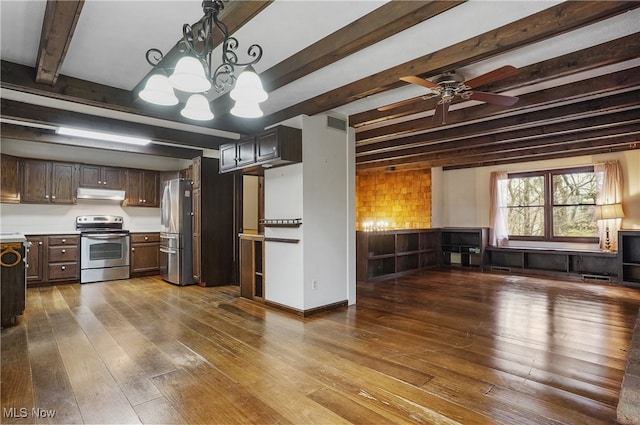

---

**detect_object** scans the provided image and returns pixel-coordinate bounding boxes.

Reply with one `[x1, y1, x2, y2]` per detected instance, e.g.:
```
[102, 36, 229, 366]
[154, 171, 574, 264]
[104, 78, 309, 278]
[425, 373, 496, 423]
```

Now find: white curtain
[490, 171, 509, 247]
[595, 160, 623, 251]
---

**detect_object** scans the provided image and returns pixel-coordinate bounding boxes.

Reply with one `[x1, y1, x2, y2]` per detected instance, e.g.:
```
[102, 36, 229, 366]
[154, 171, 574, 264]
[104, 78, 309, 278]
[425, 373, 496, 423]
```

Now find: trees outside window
[506, 166, 598, 242]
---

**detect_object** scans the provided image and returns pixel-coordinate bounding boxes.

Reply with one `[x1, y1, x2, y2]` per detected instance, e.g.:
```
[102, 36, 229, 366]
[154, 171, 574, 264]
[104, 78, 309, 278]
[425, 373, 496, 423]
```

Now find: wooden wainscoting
[2, 269, 640, 424]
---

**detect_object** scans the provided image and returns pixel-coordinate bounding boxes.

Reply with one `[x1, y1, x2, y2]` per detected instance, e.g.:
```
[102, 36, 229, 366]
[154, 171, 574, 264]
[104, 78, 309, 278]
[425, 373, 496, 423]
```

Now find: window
[506, 166, 598, 242]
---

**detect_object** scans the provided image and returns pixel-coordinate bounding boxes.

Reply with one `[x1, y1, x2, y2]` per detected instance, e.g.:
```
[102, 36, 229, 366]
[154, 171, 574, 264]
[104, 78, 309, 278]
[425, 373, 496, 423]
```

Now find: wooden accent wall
[356, 168, 431, 230]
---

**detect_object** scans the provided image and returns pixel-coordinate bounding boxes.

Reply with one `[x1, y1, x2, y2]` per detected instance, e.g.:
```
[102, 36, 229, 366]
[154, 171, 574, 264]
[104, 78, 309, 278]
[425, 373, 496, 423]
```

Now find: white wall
[264, 114, 355, 311]
[438, 150, 640, 247]
[302, 114, 353, 309]
[264, 163, 304, 309]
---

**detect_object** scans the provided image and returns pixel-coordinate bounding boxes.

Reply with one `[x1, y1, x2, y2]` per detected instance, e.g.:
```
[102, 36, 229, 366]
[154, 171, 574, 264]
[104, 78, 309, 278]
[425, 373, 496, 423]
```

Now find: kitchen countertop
[0, 233, 27, 243]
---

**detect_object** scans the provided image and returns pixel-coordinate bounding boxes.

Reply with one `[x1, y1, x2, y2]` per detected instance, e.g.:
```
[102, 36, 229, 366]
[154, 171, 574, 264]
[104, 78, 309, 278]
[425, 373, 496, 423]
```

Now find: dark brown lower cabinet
[130, 233, 160, 276]
[1, 242, 26, 328]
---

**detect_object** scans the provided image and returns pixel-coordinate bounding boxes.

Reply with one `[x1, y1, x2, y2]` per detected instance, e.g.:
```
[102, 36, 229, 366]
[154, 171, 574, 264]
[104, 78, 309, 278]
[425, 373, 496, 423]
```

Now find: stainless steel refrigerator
[160, 178, 194, 285]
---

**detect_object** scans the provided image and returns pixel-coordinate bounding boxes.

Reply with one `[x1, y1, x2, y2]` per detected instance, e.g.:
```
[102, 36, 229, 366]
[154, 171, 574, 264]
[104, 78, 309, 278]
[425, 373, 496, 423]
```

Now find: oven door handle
[160, 247, 177, 254]
[83, 234, 129, 239]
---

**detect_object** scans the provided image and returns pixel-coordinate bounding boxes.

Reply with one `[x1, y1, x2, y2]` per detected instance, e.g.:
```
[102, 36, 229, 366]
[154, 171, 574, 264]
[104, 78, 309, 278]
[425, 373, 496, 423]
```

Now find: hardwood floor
[2, 269, 640, 424]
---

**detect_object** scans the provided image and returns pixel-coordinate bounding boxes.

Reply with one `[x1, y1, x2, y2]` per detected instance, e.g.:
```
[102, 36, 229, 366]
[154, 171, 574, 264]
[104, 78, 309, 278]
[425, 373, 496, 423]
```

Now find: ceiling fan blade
[469, 91, 519, 106]
[377, 96, 424, 112]
[464, 65, 518, 89]
[400, 75, 440, 90]
[433, 101, 450, 125]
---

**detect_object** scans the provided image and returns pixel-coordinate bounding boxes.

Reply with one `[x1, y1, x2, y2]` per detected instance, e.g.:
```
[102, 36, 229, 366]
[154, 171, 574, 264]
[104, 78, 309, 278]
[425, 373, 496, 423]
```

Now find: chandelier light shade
[231, 100, 264, 118]
[169, 56, 212, 93]
[230, 66, 268, 103]
[139, 0, 267, 121]
[138, 74, 179, 106]
[181, 94, 214, 121]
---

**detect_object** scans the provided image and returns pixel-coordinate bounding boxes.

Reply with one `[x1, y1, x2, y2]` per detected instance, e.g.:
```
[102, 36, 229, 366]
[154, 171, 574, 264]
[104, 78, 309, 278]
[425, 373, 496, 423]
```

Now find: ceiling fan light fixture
[230, 66, 268, 104]
[169, 56, 212, 93]
[231, 100, 264, 118]
[180, 94, 214, 121]
[138, 74, 179, 106]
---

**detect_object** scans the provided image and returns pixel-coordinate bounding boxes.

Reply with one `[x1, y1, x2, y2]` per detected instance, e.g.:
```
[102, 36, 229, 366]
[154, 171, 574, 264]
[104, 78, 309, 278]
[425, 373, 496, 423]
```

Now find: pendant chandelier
[139, 0, 267, 120]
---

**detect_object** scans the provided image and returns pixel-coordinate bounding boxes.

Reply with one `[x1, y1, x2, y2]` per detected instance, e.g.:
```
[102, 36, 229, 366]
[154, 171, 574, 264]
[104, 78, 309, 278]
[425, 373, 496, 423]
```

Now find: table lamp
[595, 203, 625, 252]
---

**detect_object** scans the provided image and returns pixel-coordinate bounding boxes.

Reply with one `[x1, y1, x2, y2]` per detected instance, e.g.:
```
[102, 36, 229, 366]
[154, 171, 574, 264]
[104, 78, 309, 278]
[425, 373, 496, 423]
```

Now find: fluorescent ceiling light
[56, 127, 151, 145]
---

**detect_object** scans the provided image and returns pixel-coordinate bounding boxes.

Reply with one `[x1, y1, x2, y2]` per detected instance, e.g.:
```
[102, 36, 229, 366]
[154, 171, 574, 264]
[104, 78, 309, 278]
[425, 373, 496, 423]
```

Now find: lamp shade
[595, 203, 625, 220]
[169, 56, 211, 93]
[180, 94, 214, 121]
[230, 100, 264, 118]
[230, 66, 268, 103]
[139, 74, 179, 106]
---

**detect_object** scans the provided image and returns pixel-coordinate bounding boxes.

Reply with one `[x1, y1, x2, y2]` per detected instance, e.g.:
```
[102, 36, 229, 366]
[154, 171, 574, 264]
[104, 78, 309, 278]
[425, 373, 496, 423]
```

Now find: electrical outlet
[311, 279, 319, 290]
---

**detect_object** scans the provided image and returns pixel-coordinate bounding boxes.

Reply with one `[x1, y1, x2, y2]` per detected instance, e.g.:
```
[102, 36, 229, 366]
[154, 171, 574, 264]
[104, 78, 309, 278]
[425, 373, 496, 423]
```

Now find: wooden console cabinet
[620, 230, 640, 287]
[488, 246, 618, 282]
[356, 229, 440, 281]
[440, 228, 489, 271]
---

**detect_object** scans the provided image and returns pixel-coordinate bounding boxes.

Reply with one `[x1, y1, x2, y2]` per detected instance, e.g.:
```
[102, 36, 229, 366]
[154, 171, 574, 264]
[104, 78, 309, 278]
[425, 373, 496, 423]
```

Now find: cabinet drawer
[48, 235, 79, 246]
[130, 233, 160, 243]
[48, 246, 78, 262]
[47, 262, 78, 280]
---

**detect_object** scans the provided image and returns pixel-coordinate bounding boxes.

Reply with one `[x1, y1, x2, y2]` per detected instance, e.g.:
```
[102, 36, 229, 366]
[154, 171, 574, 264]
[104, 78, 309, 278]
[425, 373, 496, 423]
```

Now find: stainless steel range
[76, 215, 130, 283]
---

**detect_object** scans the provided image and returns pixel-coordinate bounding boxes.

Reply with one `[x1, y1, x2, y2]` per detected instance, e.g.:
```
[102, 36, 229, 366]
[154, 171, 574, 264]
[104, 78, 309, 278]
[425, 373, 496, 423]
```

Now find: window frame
[507, 166, 598, 244]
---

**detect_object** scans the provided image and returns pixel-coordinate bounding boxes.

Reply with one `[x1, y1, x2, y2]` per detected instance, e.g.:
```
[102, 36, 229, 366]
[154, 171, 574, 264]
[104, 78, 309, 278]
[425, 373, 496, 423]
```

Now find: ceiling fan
[380, 65, 520, 124]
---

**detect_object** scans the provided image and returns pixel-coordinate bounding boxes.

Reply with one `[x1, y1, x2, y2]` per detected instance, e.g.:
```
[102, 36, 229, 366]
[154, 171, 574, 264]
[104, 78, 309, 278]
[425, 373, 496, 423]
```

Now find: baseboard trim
[264, 299, 349, 317]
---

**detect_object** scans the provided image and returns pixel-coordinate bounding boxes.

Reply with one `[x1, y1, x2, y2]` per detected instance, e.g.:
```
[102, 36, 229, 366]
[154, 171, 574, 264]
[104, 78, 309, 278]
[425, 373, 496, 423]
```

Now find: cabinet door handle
[38, 241, 43, 246]
[103, 181, 107, 185]
[45, 195, 49, 199]
[98, 180, 102, 184]
[51, 195, 56, 199]
[131, 247, 135, 252]
[61, 266, 66, 270]
[61, 239, 66, 243]
[139, 199, 143, 203]
[144, 237, 148, 241]
[62, 249, 66, 253]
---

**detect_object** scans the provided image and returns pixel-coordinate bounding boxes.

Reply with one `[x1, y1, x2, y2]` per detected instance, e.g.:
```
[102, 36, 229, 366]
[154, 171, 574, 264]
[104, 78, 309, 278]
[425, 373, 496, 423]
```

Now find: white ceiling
[1, 1, 639, 141]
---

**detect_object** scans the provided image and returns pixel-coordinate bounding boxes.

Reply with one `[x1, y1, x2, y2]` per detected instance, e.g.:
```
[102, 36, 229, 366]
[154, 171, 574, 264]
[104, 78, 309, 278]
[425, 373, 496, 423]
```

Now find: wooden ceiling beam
[35, 0, 84, 86]
[0, 123, 201, 159]
[0, 98, 231, 150]
[350, 33, 640, 128]
[209, 0, 465, 121]
[358, 121, 640, 167]
[356, 66, 640, 145]
[263, 1, 640, 127]
[357, 132, 639, 171]
[357, 108, 640, 163]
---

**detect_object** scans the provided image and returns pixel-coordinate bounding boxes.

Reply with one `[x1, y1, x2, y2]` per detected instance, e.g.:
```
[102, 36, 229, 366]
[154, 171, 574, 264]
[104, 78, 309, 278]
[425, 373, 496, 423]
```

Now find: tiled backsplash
[356, 168, 431, 230]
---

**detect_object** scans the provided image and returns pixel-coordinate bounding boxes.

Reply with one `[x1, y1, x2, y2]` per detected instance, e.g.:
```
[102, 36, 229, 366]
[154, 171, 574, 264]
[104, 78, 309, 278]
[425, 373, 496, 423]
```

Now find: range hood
[77, 187, 126, 201]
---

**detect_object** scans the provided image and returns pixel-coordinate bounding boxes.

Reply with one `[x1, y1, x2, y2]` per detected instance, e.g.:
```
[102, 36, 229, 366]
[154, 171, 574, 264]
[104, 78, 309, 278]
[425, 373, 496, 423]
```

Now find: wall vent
[327, 115, 347, 132]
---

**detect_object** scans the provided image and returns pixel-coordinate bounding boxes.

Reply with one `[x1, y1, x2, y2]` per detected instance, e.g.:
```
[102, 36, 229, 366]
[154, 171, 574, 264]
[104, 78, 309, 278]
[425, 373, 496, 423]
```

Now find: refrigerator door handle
[160, 247, 177, 254]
